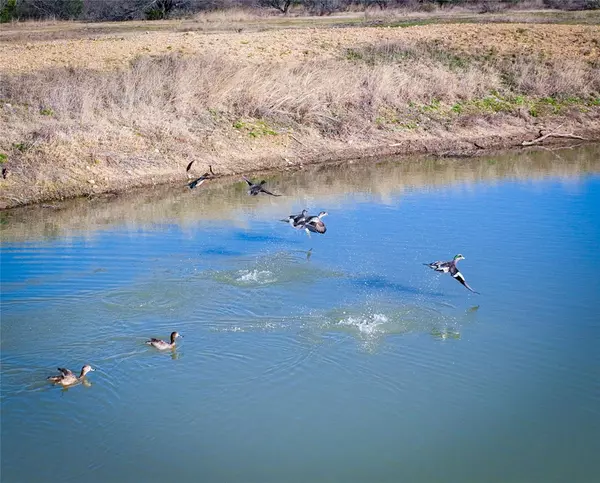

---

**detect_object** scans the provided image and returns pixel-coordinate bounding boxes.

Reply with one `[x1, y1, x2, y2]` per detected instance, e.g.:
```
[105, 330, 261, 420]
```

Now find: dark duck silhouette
[242, 176, 281, 196]
[424, 254, 479, 294]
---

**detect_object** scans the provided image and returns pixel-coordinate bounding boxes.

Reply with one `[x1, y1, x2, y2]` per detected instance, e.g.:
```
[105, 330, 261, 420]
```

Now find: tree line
[1, 0, 598, 23]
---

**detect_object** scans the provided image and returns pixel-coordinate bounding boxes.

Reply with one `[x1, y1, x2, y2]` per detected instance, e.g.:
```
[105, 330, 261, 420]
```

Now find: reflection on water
[2, 144, 599, 242]
[1, 144, 600, 483]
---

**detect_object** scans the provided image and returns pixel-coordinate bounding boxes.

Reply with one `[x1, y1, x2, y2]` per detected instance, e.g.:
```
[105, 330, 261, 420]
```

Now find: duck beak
[90, 368, 96, 372]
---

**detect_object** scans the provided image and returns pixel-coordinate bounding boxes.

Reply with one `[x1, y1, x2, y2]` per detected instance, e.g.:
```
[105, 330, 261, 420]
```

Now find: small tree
[258, 0, 293, 13]
[146, 0, 179, 19]
[0, 0, 19, 23]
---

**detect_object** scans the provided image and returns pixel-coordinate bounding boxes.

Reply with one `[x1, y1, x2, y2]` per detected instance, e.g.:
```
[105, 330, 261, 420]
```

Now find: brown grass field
[1, 9, 599, 208]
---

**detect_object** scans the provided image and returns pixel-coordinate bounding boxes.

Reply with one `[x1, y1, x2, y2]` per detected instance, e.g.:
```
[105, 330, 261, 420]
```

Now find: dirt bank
[1, 20, 598, 209]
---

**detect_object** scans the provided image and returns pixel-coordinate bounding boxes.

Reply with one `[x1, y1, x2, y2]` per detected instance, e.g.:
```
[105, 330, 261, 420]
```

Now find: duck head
[453, 254, 465, 262]
[80, 365, 95, 377]
[170, 331, 183, 344]
[318, 211, 328, 218]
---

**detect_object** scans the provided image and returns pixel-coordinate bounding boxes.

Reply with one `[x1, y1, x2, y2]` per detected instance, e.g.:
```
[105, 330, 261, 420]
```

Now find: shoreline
[2, 17, 598, 209]
[1, 123, 598, 210]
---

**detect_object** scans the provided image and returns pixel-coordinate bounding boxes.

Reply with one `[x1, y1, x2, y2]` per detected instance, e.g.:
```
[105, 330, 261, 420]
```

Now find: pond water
[1, 145, 599, 483]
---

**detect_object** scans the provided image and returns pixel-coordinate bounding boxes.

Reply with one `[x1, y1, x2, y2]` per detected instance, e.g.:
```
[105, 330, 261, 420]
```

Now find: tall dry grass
[2, 39, 598, 146]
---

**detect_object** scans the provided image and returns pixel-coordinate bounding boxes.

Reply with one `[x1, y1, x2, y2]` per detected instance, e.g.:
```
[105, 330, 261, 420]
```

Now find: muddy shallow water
[2, 145, 599, 482]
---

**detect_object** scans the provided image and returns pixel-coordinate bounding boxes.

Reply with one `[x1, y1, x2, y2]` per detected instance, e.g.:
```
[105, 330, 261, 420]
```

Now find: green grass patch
[233, 119, 278, 138]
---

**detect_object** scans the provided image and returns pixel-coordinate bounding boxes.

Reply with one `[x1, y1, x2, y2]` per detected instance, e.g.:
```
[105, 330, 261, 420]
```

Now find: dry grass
[3, 38, 598, 136]
[0, 21, 599, 208]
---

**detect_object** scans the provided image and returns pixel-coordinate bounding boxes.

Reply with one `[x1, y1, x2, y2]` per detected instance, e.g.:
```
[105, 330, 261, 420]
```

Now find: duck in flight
[187, 164, 216, 189]
[146, 331, 183, 350]
[47, 365, 95, 387]
[303, 211, 328, 235]
[424, 254, 480, 294]
[281, 209, 308, 228]
[242, 176, 281, 196]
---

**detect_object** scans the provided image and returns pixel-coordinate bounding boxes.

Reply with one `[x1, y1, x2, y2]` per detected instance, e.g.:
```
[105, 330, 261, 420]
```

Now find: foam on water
[337, 313, 390, 335]
[235, 269, 277, 285]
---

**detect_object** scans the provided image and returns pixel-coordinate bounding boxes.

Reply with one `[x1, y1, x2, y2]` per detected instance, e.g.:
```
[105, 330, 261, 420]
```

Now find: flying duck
[281, 209, 308, 228]
[303, 211, 328, 235]
[424, 254, 479, 294]
[146, 331, 183, 350]
[47, 365, 95, 386]
[242, 176, 281, 196]
[188, 165, 216, 189]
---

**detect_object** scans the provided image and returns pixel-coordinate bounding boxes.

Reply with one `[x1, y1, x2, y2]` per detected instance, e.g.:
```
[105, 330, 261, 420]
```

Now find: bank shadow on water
[1, 144, 599, 242]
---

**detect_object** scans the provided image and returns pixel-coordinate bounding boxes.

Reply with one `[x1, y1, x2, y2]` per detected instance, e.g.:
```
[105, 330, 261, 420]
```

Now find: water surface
[2, 145, 599, 482]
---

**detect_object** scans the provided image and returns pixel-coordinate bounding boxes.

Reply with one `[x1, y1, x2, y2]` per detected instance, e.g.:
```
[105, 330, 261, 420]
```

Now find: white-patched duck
[188, 165, 216, 189]
[281, 209, 308, 228]
[303, 211, 328, 235]
[424, 254, 479, 294]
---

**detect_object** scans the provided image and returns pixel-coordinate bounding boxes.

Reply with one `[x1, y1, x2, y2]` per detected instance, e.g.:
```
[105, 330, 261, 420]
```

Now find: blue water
[1, 147, 599, 482]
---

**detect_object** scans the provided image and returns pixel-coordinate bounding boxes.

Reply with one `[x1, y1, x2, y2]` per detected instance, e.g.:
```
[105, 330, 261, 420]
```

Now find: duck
[47, 365, 95, 386]
[188, 172, 212, 189]
[145, 331, 183, 350]
[188, 165, 216, 189]
[302, 211, 328, 235]
[281, 209, 308, 228]
[424, 254, 479, 294]
[242, 176, 281, 197]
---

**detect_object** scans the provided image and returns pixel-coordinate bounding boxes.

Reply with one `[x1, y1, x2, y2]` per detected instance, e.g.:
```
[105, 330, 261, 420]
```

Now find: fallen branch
[522, 127, 586, 146]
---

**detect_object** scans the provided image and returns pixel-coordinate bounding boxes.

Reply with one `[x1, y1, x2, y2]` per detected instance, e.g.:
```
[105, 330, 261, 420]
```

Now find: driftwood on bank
[522, 125, 586, 146]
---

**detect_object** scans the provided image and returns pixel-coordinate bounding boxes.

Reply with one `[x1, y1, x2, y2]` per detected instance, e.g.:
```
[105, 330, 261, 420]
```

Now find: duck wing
[305, 222, 326, 234]
[292, 212, 307, 224]
[259, 187, 281, 197]
[242, 176, 254, 186]
[450, 266, 480, 294]
[58, 367, 73, 376]
[186, 160, 195, 172]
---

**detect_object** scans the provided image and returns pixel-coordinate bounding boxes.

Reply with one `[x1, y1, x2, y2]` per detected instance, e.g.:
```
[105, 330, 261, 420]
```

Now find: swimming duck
[145, 331, 183, 350]
[424, 254, 479, 294]
[47, 365, 95, 386]
[242, 176, 281, 197]
[303, 211, 328, 235]
[281, 209, 308, 228]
